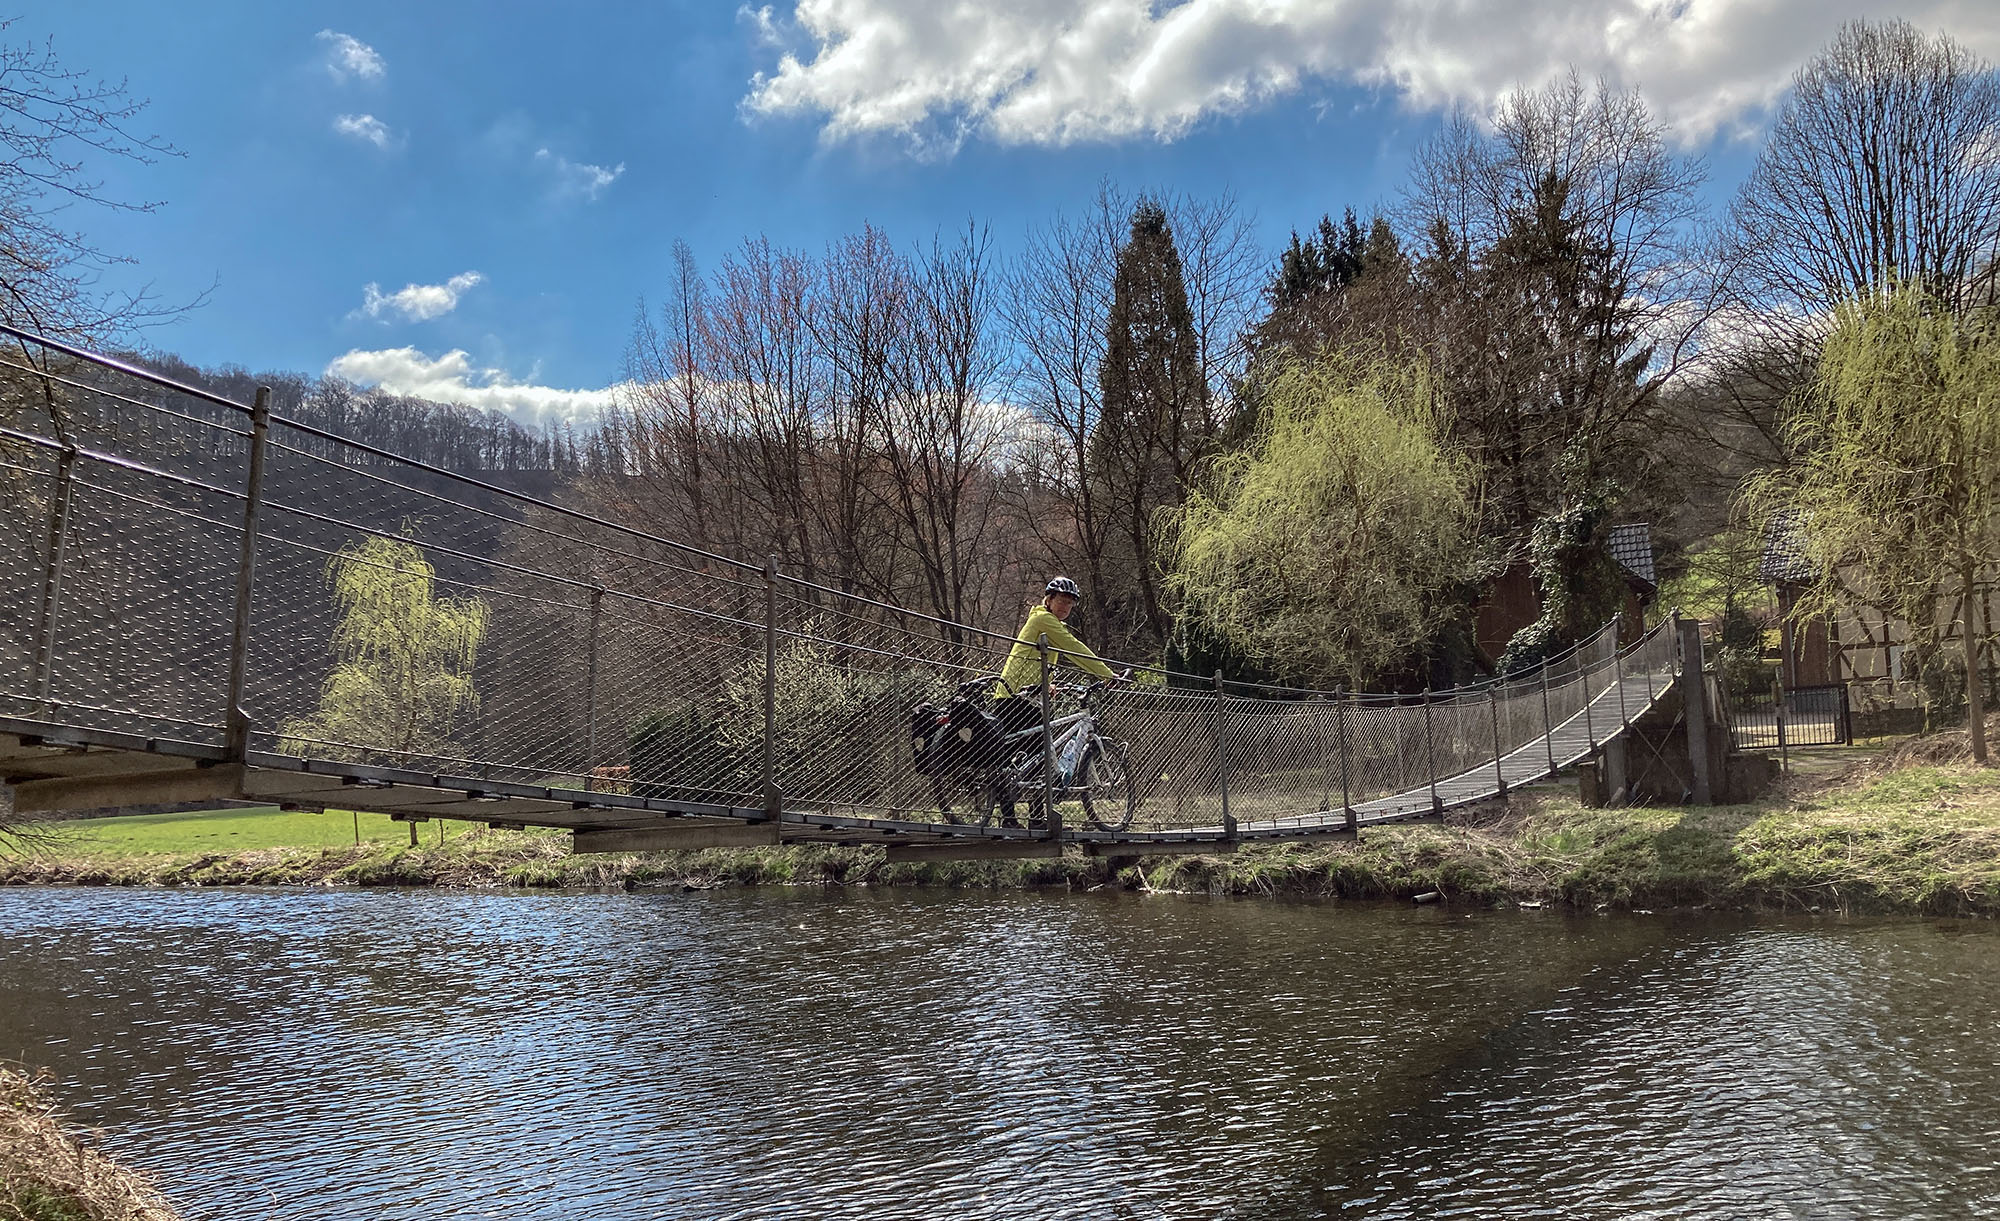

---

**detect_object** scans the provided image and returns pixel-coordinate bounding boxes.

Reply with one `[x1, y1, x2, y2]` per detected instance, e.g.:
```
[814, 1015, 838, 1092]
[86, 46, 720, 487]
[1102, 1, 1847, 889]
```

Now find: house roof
[1758, 513, 1816, 585]
[1606, 521, 1656, 588]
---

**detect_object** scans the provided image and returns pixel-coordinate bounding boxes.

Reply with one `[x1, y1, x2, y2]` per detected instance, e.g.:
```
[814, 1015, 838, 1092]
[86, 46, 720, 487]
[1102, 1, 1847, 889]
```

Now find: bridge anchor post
[1488, 688, 1507, 798]
[1676, 612, 1714, 804]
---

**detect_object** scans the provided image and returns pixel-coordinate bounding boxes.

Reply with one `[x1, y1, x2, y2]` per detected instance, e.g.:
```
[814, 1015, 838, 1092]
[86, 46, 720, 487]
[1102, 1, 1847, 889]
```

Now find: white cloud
[317, 29, 386, 83]
[333, 113, 394, 149]
[358, 272, 484, 323]
[742, 0, 2000, 151]
[534, 148, 626, 200]
[327, 347, 619, 425]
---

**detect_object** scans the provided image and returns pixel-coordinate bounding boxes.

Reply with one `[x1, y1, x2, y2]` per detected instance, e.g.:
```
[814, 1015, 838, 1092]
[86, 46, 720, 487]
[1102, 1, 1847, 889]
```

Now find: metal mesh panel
[0, 347, 250, 744]
[1, 327, 1701, 841]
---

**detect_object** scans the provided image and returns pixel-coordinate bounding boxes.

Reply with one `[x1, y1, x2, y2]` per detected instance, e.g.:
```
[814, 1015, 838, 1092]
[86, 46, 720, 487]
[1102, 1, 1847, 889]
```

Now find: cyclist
[992, 576, 1118, 741]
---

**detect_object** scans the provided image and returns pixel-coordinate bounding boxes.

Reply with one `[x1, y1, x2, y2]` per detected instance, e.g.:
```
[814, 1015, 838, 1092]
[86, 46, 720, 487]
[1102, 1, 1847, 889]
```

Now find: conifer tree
[1089, 200, 1210, 654]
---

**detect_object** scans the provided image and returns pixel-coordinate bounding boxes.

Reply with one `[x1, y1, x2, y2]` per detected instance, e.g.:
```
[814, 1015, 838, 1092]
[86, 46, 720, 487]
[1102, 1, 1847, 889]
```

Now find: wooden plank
[10, 765, 244, 815]
[1, 749, 199, 783]
[1081, 839, 1240, 857]
[240, 770, 354, 799]
[572, 822, 781, 854]
[322, 783, 491, 810]
[885, 840, 1064, 862]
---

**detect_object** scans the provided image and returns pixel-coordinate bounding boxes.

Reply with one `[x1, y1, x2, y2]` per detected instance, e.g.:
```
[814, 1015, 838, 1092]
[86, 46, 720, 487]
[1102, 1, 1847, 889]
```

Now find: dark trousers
[992, 696, 1041, 746]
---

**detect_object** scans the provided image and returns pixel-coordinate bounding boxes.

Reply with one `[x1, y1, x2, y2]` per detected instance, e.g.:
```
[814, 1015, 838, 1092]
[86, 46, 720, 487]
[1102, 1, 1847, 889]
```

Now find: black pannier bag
[910, 695, 1006, 775]
[910, 701, 954, 775]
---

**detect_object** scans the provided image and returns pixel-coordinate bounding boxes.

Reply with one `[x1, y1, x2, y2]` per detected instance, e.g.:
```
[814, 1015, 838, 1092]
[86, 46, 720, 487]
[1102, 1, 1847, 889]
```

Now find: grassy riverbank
[4, 747, 1998, 915]
[1, 1065, 180, 1221]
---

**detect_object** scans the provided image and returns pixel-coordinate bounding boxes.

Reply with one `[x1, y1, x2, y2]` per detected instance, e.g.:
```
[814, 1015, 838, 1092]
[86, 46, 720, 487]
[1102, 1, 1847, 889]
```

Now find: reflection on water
[1, 888, 1996, 1220]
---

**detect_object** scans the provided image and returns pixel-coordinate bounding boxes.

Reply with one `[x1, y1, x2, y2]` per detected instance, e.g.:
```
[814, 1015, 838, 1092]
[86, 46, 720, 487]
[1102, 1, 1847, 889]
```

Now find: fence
[1724, 683, 1852, 752]
[0, 327, 1682, 837]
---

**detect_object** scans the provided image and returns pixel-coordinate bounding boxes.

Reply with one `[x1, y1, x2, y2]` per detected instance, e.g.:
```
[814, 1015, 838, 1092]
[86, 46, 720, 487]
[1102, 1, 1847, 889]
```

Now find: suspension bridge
[0, 328, 1702, 860]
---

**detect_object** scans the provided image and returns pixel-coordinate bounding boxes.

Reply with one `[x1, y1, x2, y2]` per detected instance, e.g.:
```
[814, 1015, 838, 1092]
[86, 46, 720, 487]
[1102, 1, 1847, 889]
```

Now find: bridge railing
[0, 328, 1682, 836]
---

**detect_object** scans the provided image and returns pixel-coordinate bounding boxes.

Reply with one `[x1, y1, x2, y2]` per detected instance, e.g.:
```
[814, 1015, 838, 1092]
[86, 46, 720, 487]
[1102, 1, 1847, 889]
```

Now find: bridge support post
[1540, 660, 1557, 774]
[1488, 688, 1507, 797]
[1581, 651, 1595, 750]
[30, 446, 77, 703]
[1677, 612, 1714, 804]
[224, 386, 272, 761]
[1336, 689, 1355, 831]
[1614, 641, 1629, 729]
[762, 557, 782, 824]
[1038, 634, 1060, 841]
[1422, 689, 1441, 815]
[583, 588, 603, 791]
[1213, 672, 1235, 841]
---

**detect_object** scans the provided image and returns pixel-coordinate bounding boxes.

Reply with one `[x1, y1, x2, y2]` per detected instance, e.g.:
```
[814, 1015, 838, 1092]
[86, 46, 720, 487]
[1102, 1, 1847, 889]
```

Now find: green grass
[39, 806, 447, 857]
[6, 760, 2000, 914]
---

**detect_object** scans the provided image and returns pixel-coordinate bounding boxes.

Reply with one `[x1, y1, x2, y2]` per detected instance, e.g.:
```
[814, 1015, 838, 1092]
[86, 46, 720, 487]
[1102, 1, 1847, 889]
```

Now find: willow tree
[278, 536, 490, 762]
[1163, 351, 1479, 689]
[1744, 290, 2000, 760]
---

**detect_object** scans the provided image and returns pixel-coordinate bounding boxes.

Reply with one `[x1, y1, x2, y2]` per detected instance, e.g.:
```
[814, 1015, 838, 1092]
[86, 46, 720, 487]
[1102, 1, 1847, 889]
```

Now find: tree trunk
[1965, 561, 1988, 764]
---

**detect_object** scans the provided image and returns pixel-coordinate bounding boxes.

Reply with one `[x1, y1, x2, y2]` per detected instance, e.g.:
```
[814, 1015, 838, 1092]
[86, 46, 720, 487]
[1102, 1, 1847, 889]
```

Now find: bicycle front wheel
[1079, 737, 1135, 832]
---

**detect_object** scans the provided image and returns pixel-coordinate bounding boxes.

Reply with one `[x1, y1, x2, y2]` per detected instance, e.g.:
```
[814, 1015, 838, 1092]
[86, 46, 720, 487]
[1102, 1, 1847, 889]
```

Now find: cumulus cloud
[357, 272, 484, 323]
[317, 29, 386, 82]
[332, 113, 394, 149]
[534, 148, 626, 200]
[742, 0, 2000, 150]
[327, 347, 619, 425]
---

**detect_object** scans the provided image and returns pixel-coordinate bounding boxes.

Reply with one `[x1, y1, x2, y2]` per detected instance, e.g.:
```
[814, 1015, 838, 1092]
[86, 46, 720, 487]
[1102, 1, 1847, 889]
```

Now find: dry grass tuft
[1877, 713, 2000, 771]
[0, 1064, 180, 1221]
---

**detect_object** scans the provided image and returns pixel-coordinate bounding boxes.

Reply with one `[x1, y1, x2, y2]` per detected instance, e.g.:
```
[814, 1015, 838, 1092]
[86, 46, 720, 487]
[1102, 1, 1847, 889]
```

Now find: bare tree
[873, 223, 1011, 634]
[706, 237, 829, 582]
[1001, 187, 1127, 636]
[1730, 19, 2000, 320]
[812, 224, 906, 599]
[612, 241, 730, 552]
[0, 21, 186, 339]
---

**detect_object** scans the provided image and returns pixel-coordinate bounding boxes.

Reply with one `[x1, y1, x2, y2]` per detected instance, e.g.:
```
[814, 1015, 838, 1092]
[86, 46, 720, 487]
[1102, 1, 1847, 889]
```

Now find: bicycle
[915, 673, 1135, 833]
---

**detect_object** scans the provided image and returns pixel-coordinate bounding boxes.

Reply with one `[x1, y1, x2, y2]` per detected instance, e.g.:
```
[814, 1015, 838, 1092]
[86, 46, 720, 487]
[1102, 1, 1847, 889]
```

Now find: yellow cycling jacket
[994, 605, 1117, 698]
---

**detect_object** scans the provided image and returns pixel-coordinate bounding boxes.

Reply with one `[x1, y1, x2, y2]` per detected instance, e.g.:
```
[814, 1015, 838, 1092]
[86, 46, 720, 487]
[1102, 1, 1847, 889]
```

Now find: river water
[0, 887, 1995, 1220]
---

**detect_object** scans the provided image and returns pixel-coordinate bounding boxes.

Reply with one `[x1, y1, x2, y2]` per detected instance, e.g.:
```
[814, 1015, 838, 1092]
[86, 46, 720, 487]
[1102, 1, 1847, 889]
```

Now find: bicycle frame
[993, 689, 1101, 797]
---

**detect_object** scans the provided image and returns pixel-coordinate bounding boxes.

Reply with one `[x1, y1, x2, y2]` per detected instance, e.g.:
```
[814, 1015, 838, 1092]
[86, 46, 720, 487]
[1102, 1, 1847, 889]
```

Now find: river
[1, 887, 1995, 1219]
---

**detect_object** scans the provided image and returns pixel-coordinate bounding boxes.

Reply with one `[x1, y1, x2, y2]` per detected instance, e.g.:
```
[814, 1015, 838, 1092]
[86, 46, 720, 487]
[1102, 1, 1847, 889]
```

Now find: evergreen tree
[1271, 210, 1368, 307]
[1089, 201, 1210, 655]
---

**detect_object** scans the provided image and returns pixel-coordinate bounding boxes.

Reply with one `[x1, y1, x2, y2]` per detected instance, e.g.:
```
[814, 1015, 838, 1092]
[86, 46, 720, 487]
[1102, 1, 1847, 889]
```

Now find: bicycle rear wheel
[1079, 738, 1135, 832]
[931, 772, 998, 828]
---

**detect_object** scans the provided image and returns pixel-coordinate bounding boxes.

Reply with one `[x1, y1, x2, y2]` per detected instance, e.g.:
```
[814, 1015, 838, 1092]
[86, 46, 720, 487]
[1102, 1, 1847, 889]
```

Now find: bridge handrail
[0, 325, 1699, 842]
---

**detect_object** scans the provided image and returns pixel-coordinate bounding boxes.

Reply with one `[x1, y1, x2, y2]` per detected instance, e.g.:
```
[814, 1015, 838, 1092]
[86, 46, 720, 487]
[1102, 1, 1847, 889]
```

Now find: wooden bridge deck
[2, 671, 1678, 860]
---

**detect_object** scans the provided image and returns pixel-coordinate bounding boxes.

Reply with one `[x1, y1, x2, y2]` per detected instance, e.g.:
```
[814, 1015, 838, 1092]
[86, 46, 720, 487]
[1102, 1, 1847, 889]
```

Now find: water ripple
[1, 890, 1996, 1219]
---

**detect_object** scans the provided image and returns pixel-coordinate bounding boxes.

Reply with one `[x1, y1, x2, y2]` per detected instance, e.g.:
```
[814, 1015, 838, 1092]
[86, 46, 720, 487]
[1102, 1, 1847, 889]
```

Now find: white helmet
[1045, 576, 1081, 598]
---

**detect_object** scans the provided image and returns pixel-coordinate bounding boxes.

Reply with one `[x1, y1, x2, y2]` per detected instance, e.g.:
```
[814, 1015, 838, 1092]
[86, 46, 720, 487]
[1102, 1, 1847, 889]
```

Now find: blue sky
[32, 1, 2000, 422]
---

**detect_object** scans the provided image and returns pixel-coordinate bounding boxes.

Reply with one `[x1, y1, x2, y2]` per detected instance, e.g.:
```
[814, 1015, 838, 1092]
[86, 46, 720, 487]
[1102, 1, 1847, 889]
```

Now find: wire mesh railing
[0, 327, 1687, 837]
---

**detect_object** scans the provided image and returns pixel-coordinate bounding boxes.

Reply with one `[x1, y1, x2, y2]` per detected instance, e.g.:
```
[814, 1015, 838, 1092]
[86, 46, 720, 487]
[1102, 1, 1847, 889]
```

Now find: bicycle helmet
[1045, 576, 1082, 598]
